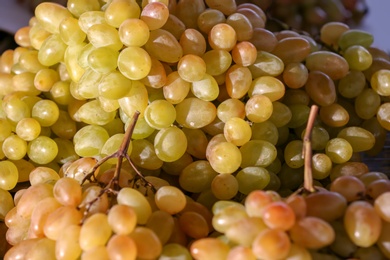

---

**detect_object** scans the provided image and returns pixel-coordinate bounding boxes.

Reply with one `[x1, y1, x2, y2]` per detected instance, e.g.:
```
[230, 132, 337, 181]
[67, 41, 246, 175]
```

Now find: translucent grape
[35, 2, 72, 34]
[0, 160, 18, 191]
[190, 237, 230, 260]
[144, 29, 183, 63]
[179, 160, 218, 193]
[325, 138, 353, 164]
[343, 45, 373, 71]
[118, 46, 152, 81]
[117, 187, 152, 225]
[245, 94, 273, 123]
[208, 141, 242, 174]
[27, 136, 58, 165]
[236, 167, 270, 195]
[154, 126, 187, 162]
[175, 97, 217, 129]
[252, 229, 291, 260]
[305, 51, 349, 80]
[140, 2, 169, 30]
[129, 227, 162, 259]
[338, 29, 374, 50]
[2, 134, 27, 160]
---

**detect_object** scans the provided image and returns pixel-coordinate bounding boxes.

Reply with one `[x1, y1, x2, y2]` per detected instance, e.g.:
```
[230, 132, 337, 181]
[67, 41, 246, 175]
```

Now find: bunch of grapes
[1, 0, 390, 259]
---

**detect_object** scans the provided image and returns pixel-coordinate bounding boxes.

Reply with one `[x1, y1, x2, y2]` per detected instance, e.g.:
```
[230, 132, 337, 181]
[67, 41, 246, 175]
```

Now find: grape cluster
[1, 0, 390, 259]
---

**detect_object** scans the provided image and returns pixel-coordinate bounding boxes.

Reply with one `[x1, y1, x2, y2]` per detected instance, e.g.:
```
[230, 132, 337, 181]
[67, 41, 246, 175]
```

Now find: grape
[179, 28, 207, 56]
[236, 167, 270, 195]
[190, 237, 230, 260]
[118, 46, 152, 81]
[344, 200, 382, 247]
[208, 141, 242, 174]
[305, 191, 347, 222]
[249, 51, 284, 77]
[154, 126, 187, 162]
[338, 29, 374, 50]
[159, 243, 192, 260]
[53, 177, 82, 207]
[140, 2, 169, 30]
[129, 227, 162, 259]
[175, 97, 217, 129]
[106, 234, 137, 260]
[144, 29, 183, 63]
[55, 224, 81, 260]
[2, 135, 27, 161]
[305, 51, 349, 80]
[0, 188, 14, 220]
[197, 9, 226, 34]
[202, 49, 232, 76]
[343, 45, 373, 71]
[252, 228, 291, 260]
[117, 187, 152, 225]
[325, 137, 353, 164]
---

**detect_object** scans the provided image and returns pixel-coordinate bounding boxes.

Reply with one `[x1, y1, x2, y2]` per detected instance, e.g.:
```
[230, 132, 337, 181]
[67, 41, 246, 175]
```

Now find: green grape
[191, 73, 219, 101]
[159, 243, 192, 260]
[338, 29, 374, 50]
[217, 98, 245, 123]
[118, 46, 152, 81]
[119, 18, 150, 47]
[0, 118, 12, 141]
[248, 76, 285, 102]
[64, 42, 86, 83]
[154, 126, 187, 162]
[118, 80, 149, 118]
[179, 160, 218, 193]
[344, 200, 382, 247]
[129, 227, 163, 259]
[35, 2, 72, 34]
[0, 73, 13, 97]
[223, 117, 251, 146]
[130, 139, 163, 170]
[343, 45, 373, 71]
[0, 160, 18, 191]
[202, 49, 232, 76]
[283, 89, 310, 106]
[305, 51, 349, 80]
[34, 68, 59, 92]
[2, 134, 27, 160]
[325, 137, 353, 164]
[13, 117, 40, 143]
[59, 16, 86, 45]
[268, 101, 292, 128]
[0, 188, 14, 220]
[109, 0, 144, 22]
[286, 104, 310, 128]
[208, 141, 242, 174]
[311, 153, 332, 180]
[18, 50, 47, 74]
[278, 163, 304, 191]
[78, 10, 106, 34]
[245, 94, 273, 123]
[197, 8, 226, 34]
[130, 117, 155, 140]
[100, 134, 131, 164]
[371, 69, 390, 96]
[2, 94, 31, 124]
[27, 136, 58, 165]
[140, 2, 170, 30]
[248, 51, 284, 77]
[236, 167, 270, 195]
[76, 99, 116, 125]
[73, 125, 109, 157]
[144, 100, 176, 130]
[337, 126, 375, 152]
[319, 103, 350, 127]
[87, 47, 119, 74]
[87, 23, 123, 50]
[144, 29, 183, 63]
[38, 34, 68, 67]
[182, 128, 208, 159]
[51, 110, 77, 140]
[12, 72, 40, 96]
[282, 62, 308, 89]
[66, 0, 100, 17]
[377, 102, 390, 131]
[240, 140, 277, 168]
[32, 99, 59, 127]
[175, 97, 216, 129]
[284, 140, 304, 169]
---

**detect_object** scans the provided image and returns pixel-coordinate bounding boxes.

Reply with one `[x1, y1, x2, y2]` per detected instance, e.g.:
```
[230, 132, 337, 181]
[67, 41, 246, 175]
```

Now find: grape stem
[79, 111, 156, 221]
[302, 104, 319, 193]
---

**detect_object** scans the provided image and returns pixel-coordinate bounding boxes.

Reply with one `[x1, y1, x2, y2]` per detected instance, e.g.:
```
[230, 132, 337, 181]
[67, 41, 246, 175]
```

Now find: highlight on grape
[1, 0, 390, 259]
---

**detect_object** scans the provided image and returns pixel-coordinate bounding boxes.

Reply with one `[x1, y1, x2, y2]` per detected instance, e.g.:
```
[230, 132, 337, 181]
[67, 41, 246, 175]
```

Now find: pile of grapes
[1, 0, 390, 259]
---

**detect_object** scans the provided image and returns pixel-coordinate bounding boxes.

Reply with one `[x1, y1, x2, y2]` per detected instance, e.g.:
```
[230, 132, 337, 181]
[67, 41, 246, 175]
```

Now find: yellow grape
[155, 186, 186, 215]
[190, 237, 230, 260]
[252, 228, 291, 260]
[144, 29, 183, 63]
[146, 210, 175, 244]
[43, 206, 82, 240]
[106, 234, 137, 260]
[118, 46, 152, 81]
[129, 227, 162, 259]
[245, 94, 273, 123]
[55, 224, 82, 260]
[154, 126, 188, 162]
[179, 28, 207, 56]
[53, 177, 82, 207]
[0, 188, 14, 220]
[344, 200, 382, 247]
[179, 160, 218, 193]
[79, 213, 112, 251]
[140, 2, 170, 30]
[117, 187, 152, 225]
[225, 64, 252, 99]
[104, 0, 141, 28]
[35, 2, 72, 34]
